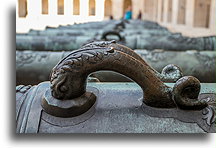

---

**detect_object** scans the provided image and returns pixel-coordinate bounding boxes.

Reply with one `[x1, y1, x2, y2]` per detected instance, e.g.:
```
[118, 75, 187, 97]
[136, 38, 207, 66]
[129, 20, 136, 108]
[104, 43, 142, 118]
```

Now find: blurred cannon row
[16, 20, 216, 51]
[16, 20, 216, 85]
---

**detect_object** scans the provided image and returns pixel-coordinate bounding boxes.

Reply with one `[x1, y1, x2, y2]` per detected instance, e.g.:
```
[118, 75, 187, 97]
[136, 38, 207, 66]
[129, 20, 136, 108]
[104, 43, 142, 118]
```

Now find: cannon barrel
[16, 33, 216, 51]
[53, 19, 166, 30]
[16, 41, 216, 133]
[19, 20, 172, 37]
[136, 34, 216, 51]
[16, 35, 93, 51]
[24, 28, 171, 37]
[16, 50, 216, 85]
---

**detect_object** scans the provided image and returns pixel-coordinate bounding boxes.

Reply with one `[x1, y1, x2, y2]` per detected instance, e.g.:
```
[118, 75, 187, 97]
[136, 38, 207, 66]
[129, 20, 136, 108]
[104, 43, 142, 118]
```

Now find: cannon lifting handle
[101, 31, 125, 42]
[42, 40, 208, 117]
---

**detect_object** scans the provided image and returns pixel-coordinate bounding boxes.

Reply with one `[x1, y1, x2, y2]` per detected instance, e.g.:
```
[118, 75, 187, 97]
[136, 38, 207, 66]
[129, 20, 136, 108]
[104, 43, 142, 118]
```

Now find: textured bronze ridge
[49, 40, 208, 111]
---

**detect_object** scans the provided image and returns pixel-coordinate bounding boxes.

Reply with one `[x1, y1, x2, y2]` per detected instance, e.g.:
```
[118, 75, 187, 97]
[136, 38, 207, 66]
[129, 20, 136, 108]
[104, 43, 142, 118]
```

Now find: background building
[17, 0, 215, 36]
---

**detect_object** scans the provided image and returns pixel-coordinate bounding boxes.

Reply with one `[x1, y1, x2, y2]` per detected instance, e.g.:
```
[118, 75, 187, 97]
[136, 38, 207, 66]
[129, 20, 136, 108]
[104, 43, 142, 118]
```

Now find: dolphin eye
[60, 85, 68, 92]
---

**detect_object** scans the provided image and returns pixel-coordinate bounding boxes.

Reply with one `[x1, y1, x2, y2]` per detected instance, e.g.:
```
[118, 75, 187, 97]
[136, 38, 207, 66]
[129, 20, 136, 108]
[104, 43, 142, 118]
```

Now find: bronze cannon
[16, 41, 215, 133]
[16, 22, 216, 51]
[16, 50, 216, 85]
[16, 20, 172, 51]
[102, 31, 216, 51]
[25, 20, 125, 36]
[16, 33, 216, 51]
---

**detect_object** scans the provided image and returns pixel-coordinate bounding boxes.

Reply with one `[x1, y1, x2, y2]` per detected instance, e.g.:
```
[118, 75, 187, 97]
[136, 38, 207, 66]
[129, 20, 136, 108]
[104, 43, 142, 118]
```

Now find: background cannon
[135, 34, 216, 51]
[16, 49, 216, 85]
[16, 20, 216, 51]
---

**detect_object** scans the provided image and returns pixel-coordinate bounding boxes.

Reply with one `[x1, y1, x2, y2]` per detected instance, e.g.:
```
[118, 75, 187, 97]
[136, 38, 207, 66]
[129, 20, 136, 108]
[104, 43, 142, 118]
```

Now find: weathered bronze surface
[16, 50, 216, 85]
[16, 41, 216, 133]
[16, 82, 216, 133]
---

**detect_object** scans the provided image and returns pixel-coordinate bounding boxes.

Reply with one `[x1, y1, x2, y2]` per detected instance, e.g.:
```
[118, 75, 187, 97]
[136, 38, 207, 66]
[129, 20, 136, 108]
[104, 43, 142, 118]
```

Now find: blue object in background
[124, 11, 132, 20]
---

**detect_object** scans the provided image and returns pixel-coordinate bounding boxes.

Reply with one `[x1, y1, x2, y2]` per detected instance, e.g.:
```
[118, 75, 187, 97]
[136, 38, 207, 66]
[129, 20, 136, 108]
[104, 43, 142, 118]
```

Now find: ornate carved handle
[42, 40, 208, 117]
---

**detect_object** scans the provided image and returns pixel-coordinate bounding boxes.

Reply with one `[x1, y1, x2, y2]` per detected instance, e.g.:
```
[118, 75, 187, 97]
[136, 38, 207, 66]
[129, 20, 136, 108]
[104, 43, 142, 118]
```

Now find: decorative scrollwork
[16, 85, 32, 93]
[16, 52, 35, 68]
[202, 106, 215, 126]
